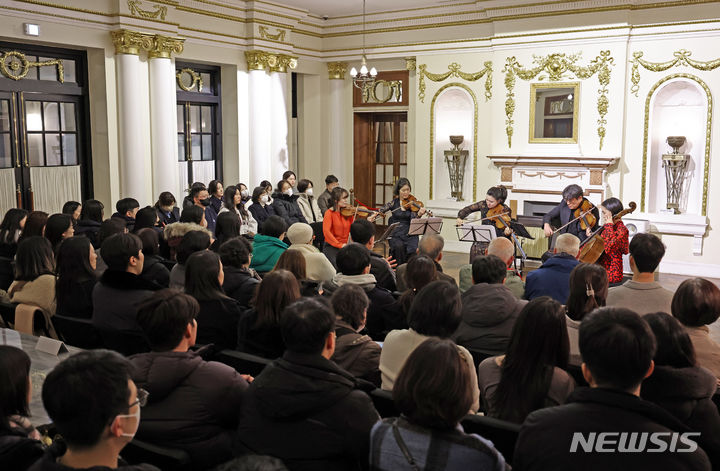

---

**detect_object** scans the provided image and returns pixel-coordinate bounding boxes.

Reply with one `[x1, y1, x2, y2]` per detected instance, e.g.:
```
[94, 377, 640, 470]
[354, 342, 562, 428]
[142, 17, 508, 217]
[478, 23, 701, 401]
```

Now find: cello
[578, 201, 636, 263]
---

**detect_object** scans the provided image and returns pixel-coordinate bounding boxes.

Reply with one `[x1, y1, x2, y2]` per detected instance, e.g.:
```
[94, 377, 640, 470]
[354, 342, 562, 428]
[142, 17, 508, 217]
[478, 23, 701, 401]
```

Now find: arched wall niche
[641, 74, 712, 216]
[429, 83, 478, 202]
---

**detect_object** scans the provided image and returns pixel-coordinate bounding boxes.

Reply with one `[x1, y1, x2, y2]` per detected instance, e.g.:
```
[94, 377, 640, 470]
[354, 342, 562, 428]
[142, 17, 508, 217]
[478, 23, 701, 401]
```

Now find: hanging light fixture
[349, 0, 377, 89]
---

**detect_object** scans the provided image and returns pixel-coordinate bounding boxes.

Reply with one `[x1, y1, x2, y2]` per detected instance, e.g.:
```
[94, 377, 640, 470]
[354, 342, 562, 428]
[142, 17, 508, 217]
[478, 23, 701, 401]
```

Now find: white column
[248, 69, 272, 185]
[270, 71, 290, 183]
[149, 57, 178, 200]
[328, 78, 348, 185]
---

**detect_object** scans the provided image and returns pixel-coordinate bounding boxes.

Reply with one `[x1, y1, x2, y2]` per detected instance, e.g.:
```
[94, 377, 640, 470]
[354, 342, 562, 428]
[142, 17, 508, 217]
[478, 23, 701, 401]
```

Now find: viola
[485, 205, 512, 230]
[574, 199, 598, 230]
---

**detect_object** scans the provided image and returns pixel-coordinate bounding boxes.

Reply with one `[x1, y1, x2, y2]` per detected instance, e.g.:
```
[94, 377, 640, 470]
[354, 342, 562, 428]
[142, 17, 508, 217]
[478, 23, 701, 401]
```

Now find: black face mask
[199, 198, 211, 207]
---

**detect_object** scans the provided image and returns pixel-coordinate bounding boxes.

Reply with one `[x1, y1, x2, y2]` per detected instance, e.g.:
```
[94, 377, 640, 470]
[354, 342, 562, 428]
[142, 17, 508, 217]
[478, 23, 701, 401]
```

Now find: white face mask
[305, 188, 313, 196]
[260, 194, 269, 203]
[284, 188, 293, 196]
[116, 407, 140, 439]
[241, 189, 249, 198]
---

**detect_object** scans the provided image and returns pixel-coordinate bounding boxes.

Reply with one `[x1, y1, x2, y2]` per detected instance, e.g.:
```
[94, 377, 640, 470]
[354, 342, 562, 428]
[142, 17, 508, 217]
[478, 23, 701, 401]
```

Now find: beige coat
[296, 193, 323, 223]
[9, 274, 57, 316]
[606, 280, 674, 315]
[685, 325, 720, 379]
[286, 243, 336, 282]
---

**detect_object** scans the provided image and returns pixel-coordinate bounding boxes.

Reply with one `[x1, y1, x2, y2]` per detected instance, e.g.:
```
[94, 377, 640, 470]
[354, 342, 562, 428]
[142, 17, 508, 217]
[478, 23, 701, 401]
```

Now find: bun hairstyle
[486, 185, 508, 204]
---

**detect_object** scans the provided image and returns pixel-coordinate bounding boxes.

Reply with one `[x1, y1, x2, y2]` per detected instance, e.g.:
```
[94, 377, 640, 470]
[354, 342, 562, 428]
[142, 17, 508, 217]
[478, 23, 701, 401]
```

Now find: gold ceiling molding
[417, 62, 492, 103]
[630, 49, 720, 96]
[258, 25, 287, 42]
[0, 51, 64, 82]
[503, 51, 614, 150]
[110, 30, 184, 58]
[245, 50, 298, 73]
[128, 0, 167, 20]
[176, 67, 203, 92]
[327, 62, 347, 80]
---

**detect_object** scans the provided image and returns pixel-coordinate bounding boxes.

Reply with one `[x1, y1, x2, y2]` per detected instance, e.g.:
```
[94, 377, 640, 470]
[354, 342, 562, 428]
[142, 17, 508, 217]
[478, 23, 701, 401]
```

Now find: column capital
[245, 50, 297, 73]
[110, 29, 184, 58]
[405, 57, 417, 72]
[327, 62, 347, 80]
[148, 35, 185, 59]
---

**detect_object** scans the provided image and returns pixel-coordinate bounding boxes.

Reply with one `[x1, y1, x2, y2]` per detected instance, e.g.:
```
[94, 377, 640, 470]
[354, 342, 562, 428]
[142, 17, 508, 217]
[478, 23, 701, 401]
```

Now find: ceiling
[270, 0, 471, 18]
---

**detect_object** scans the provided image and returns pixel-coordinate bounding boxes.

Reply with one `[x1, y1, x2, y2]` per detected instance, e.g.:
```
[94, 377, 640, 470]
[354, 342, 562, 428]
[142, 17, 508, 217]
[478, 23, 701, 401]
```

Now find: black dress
[378, 198, 420, 265]
[457, 201, 513, 263]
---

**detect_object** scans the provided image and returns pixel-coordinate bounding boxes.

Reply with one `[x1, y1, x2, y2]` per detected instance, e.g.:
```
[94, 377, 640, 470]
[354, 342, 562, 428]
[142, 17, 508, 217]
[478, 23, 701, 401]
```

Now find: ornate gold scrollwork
[127, 0, 167, 21]
[148, 35, 185, 59]
[630, 49, 720, 96]
[405, 58, 416, 72]
[245, 50, 297, 73]
[327, 62, 347, 80]
[361, 80, 402, 104]
[110, 30, 184, 58]
[503, 51, 614, 149]
[176, 68, 203, 92]
[258, 26, 287, 42]
[0, 51, 64, 83]
[417, 61, 492, 103]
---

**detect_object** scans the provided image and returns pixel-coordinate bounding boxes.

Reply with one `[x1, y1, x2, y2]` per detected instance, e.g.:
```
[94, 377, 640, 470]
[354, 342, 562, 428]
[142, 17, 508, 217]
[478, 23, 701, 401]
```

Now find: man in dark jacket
[130, 290, 249, 469]
[453, 254, 527, 355]
[235, 297, 380, 470]
[111, 197, 140, 232]
[350, 219, 397, 292]
[317, 174, 339, 216]
[218, 237, 260, 309]
[542, 184, 600, 244]
[513, 307, 711, 471]
[524, 233, 580, 303]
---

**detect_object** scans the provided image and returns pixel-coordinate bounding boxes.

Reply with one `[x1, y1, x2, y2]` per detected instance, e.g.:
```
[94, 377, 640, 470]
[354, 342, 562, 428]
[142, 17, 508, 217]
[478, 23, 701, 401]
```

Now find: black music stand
[408, 217, 443, 236]
[456, 224, 496, 244]
[373, 223, 400, 258]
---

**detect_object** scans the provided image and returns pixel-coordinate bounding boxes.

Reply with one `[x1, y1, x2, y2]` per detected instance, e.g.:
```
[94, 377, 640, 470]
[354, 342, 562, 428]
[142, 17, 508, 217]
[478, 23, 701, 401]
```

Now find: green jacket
[459, 264, 525, 299]
[250, 234, 288, 272]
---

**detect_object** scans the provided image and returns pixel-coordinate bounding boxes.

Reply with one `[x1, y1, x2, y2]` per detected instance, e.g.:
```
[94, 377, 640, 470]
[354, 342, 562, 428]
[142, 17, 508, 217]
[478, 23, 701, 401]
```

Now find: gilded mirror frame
[529, 82, 580, 143]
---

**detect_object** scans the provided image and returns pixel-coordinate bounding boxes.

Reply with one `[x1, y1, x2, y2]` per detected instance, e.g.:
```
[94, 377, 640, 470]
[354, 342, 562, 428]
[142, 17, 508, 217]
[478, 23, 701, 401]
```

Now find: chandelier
[349, 0, 377, 89]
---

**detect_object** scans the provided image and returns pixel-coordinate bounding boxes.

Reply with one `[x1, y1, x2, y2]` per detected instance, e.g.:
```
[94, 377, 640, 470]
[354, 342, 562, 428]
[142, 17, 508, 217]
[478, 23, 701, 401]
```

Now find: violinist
[322, 187, 367, 267]
[456, 186, 513, 263]
[542, 184, 599, 244]
[596, 197, 629, 285]
[376, 178, 427, 265]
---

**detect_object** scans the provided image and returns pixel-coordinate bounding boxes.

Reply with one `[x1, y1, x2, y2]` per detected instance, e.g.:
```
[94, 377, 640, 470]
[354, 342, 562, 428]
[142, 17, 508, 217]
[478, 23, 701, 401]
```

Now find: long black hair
[566, 263, 609, 321]
[492, 297, 570, 423]
[45, 214, 73, 250]
[0, 346, 32, 431]
[0, 208, 28, 244]
[644, 312, 696, 368]
[184, 250, 229, 302]
[330, 187, 348, 211]
[214, 212, 241, 249]
[13, 236, 55, 281]
[224, 185, 250, 219]
[56, 237, 96, 308]
[80, 200, 104, 223]
[398, 255, 437, 315]
[393, 177, 411, 197]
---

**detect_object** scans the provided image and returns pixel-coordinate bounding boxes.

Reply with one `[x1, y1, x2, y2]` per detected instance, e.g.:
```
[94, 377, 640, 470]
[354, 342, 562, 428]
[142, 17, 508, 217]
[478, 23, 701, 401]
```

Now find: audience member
[183, 181, 206, 210]
[136, 228, 170, 288]
[272, 179, 307, 227]
[524, 233, 580, 303]
[317, 174, 339, 216]
[154, 191, 179, 227]
[606, 232, 674, 314]
[273, 249, 320, 296]
[18, 211, 48, 242]
[30, 350, 159, 471]
[215, 455, 288, 471]
[453, 255, 527, 356]
[237, 269, 300, 359]
[0, 208, 27, 258]
[75, 200, 104, 248]
[184, 250, 242, 350]
[513, 307, 711, 470]
[0, 346, 44, 470]
[93, 218, 127, 277]
[478, 297, 575, 423]
[235, 298, 380, 470]
[248, 186, 276, 230]
[397, 254, 437, 317]
[92, 233, 160, 334]
[7, 236, 56, 317]
[44, 213, 74, 251]
[218, 237, 260, 309]
[565, 263, 608, 365]
[371, 338, 506, 471]
[330, 284, 381, 385]
[220, 185, 257, 235]
[459, 237, 524, 298]
[181, 202, 207, 228]
[250, 215, 288, 273]
[132, 206, 160, 234]
[283, 171, 297, 190]
[130, 290, 249, 468]
[55, 236, 97, 318]
[211, 211, 241, 251]
[191, 185, 217, 233]
[169, 230, 211, 290]
[671, 278, 720, 379]
[286, 222, 335, 282]
[163, 207, 210, 261]
[350, 219, 396, 291]
[380, 281, 480, 413]
[61, 201, 82, 228]
[208, 179, 224, 215]
[296, 179, 323, 225]
[112, 197, 140, 231]
[396, 234, 455, 291]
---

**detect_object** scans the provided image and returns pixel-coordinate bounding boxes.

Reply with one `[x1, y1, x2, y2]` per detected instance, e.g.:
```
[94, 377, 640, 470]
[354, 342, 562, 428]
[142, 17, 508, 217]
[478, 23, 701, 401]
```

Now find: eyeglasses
[129, 388, 149, 409]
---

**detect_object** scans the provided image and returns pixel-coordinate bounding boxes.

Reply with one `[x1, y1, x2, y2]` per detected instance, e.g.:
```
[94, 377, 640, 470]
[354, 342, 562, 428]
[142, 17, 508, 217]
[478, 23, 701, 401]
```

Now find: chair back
[460, 414, 521, 465]
[0, 301, 50, 336]
[98, 329, 150, 356]
[52, 315, 104, 349]
[122, 438, 192, 471]
[370, 388, 399, 418]
[214, 349, 272, 376]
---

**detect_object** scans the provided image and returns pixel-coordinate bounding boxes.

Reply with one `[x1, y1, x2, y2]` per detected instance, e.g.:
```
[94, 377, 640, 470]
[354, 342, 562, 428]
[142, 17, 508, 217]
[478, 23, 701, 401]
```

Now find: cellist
[542, 184, 599, 244]
[596, 197, 630, 286]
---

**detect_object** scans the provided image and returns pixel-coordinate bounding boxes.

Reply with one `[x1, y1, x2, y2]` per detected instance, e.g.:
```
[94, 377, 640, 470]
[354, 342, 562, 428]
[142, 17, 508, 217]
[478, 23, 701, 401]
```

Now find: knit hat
[287, 222, 314, 245]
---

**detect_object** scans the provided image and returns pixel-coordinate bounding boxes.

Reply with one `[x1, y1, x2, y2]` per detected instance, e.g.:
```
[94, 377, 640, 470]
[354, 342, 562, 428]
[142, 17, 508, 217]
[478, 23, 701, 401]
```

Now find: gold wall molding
[176, 68, 203, 92]
[417, 62, 492, 103]
[361, 80, 402, 104]
[503, 50, 614, 150]
[0, 51, 64, 82]
[630, 49, 720, 96]
[258, 25, 287, 42]
[405, 58, 416, 72]
[111, 30, 184, 58]
[640, 73, 711, 216]
[327, 61, 347, 80]
[245, 50, 297, 73]
[429, 82, 478, 201]
[127, 0, 167, 21]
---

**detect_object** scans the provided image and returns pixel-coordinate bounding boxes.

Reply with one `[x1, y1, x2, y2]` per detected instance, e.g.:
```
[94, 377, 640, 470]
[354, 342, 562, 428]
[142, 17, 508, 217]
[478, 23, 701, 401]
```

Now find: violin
[400, 195, 425, 213]
[574, 199, 597, 230]
[485, 205, 512, 230]
[578, 201, 637, 264]
[339, 205, 379, 219]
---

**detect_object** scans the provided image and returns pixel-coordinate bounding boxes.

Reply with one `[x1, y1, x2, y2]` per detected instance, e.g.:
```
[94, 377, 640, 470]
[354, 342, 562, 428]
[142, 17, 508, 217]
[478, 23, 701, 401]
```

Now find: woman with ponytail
[565, 263, 609, 365]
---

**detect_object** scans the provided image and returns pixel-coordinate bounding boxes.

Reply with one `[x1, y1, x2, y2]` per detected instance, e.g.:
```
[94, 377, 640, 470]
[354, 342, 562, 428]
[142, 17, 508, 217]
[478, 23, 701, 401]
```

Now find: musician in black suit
[542, 184, 599, 244]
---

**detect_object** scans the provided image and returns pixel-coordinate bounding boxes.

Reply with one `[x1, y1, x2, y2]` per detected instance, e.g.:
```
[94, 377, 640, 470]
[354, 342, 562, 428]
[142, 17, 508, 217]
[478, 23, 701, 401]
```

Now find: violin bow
[551, 205, 597, 235]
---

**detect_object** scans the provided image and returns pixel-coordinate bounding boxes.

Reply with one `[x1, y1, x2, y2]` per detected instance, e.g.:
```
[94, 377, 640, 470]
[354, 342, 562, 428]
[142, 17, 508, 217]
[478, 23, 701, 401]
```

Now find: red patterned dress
[597, 220, 629, 284]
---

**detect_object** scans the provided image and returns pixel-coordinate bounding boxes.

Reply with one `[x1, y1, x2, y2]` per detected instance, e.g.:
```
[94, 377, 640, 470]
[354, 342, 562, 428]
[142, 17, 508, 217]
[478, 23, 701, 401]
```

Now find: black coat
[369, 252, 397, 292]
[248, 203, 276, 229]
[513, 387, 712, 471]
[139, 255, 170, 288]
[271, 192, 308, 226]
[235, 351, 380, 471]
[194, 297, 242, 351]
[155, 205, 180, 227]
[28, 442, 159, 471]
[236, 308, 285, 359]
[75, 219, 102, 248]
[0, 428, 44, 471]
[56, 277, 96, 318]
[542, 198, 600, 243]
[129, 350, 249, 469]
[92, 270, 162, 333]
[222, 266, 260, 309]
[111, 212, 136, 232]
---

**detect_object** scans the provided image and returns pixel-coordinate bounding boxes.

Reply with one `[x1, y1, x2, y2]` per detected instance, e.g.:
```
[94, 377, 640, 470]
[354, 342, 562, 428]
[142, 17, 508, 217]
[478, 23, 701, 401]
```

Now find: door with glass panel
[372, 113, 407, 210]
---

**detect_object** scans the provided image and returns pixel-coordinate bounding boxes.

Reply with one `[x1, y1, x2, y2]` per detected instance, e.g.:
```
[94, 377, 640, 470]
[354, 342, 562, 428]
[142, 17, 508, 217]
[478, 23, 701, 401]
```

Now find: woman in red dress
[596, 197, 629, 286]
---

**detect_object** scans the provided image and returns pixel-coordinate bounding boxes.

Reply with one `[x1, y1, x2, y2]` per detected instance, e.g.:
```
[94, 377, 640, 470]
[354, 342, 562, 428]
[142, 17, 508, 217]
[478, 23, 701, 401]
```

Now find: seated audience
[44, 213, 74, 252]
[250, 215, 288, 273]
[136, 228, 170, 288]
[349, 219, 396, 291]
[0, 208, 27, 258]
[296, 179, 324, 245]
[323, 243, 404, 341]
[453, 255, 527, 356]
[235, 298, 380, 470]
[237, 269, 300, 359]
[396, 234, 455, 291]
[271, 179, 307, 227]
[61, 201, 82, 228]
[218, 237, 260, 309]
[220, 185, 257, 236]
[184, 250, 242, 350]
[513, 307, 711, 470]
[210, 211, 241, 251]
[671, 278, 720, 379]
[179, 204, 207, 228]
[130, 290, 250, 469]
[163, 207, 210, 261]
[0, 346, 44, 470]
[132, 206, 160, 234]
[93, 218, 127, 278]
[30, 350, 158, 471]
[208, 179, 224, 215]
[565, 263, 608, 365]
[111, 197, 140, 231]
[478, 297, 575, 423]
[169, 230, 211, 290]
[182, 181, 206, 210]
[286, 222, 335, 282]
[330, 284, 381, 386]
[371, 338, 506, 471]
[524, 233, 580, 303]
[381, 281, 480, 412]
[154, 191, 179, 227]
[641, 312, 720, 466]
[7, 236, 56, 316]
[248, 186, 276, 230]
[18, 211, 48, 242]
[55, 237, 97, 318]
[273, 250, 320, 296]
[396, 255, 437, 318]
[190, 185, 217, 233]
[606, 232, 674, 314]
[75, 200, 104, 248]
[317, 174, 339, 216]
[459, 237, 525, 298]
[92, 233, 160, 334]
